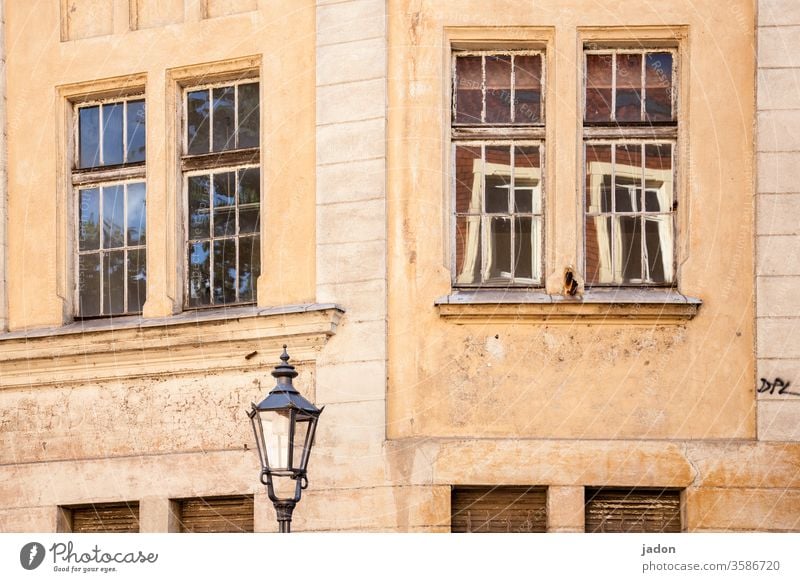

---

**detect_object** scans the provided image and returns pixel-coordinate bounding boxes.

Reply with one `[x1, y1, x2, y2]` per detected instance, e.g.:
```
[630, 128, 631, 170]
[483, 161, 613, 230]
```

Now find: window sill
[435, 289, 701, 325]
[0, 304, 345, 389]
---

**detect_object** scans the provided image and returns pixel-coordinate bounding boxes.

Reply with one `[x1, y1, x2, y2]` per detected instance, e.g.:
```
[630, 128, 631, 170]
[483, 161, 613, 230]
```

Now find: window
[585, 488, 681, 533]
[584, 49, 676, 286]
[73, 96, 147, 317]
[59, 502, 140, 533]
[183, 79, 261, 308]
[451, 486, 546, 533]
[452, 51, 544, 287]
[172, 495, 254, 533]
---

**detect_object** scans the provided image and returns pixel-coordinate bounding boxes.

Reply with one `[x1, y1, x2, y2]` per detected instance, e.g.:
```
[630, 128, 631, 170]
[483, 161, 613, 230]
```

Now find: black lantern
[248, 346, 323, 532]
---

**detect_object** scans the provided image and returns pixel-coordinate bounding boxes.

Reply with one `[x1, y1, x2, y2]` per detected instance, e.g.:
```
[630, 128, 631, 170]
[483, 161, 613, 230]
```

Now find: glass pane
[617, 215, 643, 283]
[455, 146, 482, 214]
[615, 144, 642, 212]
[238, 167, 260, 204]
[237, 83, 259, 148]
[487, 217, 511, 280]
[586, 215, 613, 284]
[127, 248, 146, 313]
[291, 418, 311, 471]
[126, 100, 146, 163]
[78, 106, 100, 168]
[239, 207, 260, 234]
[213, 238, 236, 304]
[262, 411, 291, 469]
[616, 53, 643, 122]
[514, 146, 541, 214]
[514, 216, 534, 280]
[213, 208, 236, 237]
[644, 144, 673, 212]
[78, 188, 100, 251]
[239, 235, 259, 302]
[645, 53, 673, 122]
[485, 146, 511, 213]
[187, 90, 210, 154]
[213, 171, 236, 207]
[645, 215, 673, 284]
[127, 182, 146, 246]
[585, 54, 613, 122]
[103, 250, 125, 315]
[188, 241, 210, 306]
[103, 185, 125, 248]
[188, 175, 211, 239]
[212, 86, 235, 152]
[514, 55, 542, 123]
[78, 254, 101, 317]
[455, 215, 482, 285]
[585, 145, 612, 213]
[102, 103, 124, 165]
[485, 55, 512, 123]
[455, 56, 482, 124]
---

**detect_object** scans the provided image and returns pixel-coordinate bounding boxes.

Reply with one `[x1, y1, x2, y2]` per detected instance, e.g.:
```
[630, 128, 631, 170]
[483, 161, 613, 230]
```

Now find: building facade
[0, 0, 797, 533]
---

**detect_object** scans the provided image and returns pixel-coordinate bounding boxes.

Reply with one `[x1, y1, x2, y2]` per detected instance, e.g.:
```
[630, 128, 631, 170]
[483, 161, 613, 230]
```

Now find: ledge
[435, 289, 701, 325]
[0, 304, 345, 389]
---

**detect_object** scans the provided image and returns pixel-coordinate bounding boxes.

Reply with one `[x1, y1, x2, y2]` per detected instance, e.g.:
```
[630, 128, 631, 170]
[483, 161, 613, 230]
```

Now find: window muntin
[583, 49, 677, 287]
[182, 80, 260, 308]
[452, 50, 545, 288]
[73, 95, 146, 318]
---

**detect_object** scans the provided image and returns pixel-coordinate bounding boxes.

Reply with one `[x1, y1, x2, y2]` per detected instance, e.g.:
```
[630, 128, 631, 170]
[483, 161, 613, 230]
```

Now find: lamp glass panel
[261, 410, 291, 470]
[292, 417, 311, 471]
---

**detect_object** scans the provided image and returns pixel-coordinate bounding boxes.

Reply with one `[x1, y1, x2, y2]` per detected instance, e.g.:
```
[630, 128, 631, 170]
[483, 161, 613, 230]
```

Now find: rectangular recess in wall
[173, 495, 254, 533]
[451, 486, 546, 533]
[132, 0, 184, 30]
[61, 0, 114, 41]
[60, 502, 140, 532]
[203, 0, 258, 19]
[585, 488, 681, 533]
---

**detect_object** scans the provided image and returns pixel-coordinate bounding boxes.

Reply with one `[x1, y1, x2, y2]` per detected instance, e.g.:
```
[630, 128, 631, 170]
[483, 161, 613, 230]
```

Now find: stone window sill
[0, 304, 345, 389]
[435, 289, 701, 324]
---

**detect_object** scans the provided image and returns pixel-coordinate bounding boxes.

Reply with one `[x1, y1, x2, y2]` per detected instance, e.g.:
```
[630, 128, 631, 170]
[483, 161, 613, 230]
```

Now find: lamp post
[248, 346, 323, 533]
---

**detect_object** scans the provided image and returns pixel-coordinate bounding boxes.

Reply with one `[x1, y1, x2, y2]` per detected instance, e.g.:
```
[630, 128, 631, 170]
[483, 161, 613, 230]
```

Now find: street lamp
[248, 345, 323, 533]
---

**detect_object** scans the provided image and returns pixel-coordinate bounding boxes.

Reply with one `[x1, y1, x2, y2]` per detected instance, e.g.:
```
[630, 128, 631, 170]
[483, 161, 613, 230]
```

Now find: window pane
[78, 254, 101, 317]
[212, 86, 235, 152]
[214, 208, 236, 237]
[188, 242, 210, 306]
[487, 216, 511, 280]
[645, 215, 673, 284]
[585, 54, 613, 122]
[644, 144, 673, 212]
[514, 55, 541, 123]
[213, 171, 236, 207]
[586, 216, 612, 284]
[78, 187, 100, 251]
[239, 235, 259, 302]
[237, 83, 259, 148]
[485, 55, 512, 123]
[187, 90, 210, 154]
[126, 100, 146, 163]
[455, 56, 482, 124]
[455, 215, 482, 285]
[455, 146, 482, 214]
[213, 238, 236, 304]
[238, 167, 260, 204]
[617, 216, 643, 283]
[79, 106, 100, 168]
[188, 175, 211, 239]
[239, 207, 260, 234]
[103, 250, 125, 315]
[127, 249, 147, 313]
[102, 103, 124, 165]
[585, 145, 612, 213]
[645, 53, 673, 122]
[485, 146, 511, 213]
[127, 182, 146, 246]
[616, 53, 643, 122]
[514, 146, 541, 214]
[615, 144, 642, 212]
[103, 185, 125, 248]
[514, 216, 534, 280]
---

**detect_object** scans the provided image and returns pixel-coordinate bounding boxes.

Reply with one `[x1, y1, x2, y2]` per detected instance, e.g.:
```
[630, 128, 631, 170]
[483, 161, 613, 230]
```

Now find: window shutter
[585, 489, 681, 533]
[451, 487, 546, 533]
[177, 495, 254, 533]
[70, 502, 140, 533]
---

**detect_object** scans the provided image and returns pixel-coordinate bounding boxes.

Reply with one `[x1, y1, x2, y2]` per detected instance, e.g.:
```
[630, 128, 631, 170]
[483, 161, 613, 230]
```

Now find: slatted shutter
[451, 487, 546, 533]
[176, 495, 254, 533]
[69, 502, 140, 533]
[585, 488, 681, 533]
